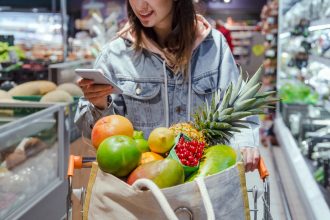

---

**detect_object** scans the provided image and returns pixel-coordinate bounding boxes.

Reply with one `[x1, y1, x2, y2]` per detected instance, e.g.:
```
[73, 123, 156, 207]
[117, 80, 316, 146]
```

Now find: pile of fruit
[0, 42, 25, 63]
[91, 66, 277, 189]
[0, 81, 83, 103]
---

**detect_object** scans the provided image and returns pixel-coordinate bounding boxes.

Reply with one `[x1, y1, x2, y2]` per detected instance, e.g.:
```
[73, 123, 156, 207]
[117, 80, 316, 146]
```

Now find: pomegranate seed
[175, 138, 205, 166]
[188, 155, 194, 162]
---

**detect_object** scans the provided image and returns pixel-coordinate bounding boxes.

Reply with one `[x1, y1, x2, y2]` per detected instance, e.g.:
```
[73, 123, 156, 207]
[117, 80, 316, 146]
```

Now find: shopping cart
[66, 156, 271, 220]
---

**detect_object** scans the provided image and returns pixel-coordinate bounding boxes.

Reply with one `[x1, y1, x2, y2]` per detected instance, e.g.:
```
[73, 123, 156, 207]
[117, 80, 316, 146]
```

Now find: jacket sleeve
[74, 48, 116, 138]
[218, 34, 260, 149]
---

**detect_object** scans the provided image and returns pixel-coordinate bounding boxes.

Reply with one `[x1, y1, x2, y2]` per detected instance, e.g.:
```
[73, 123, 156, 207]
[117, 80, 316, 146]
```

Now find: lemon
[148, 127, 175, 154]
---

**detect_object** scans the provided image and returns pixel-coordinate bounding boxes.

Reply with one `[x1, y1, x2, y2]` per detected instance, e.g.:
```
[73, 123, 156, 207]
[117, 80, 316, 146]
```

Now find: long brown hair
[126, 0, 197, 74]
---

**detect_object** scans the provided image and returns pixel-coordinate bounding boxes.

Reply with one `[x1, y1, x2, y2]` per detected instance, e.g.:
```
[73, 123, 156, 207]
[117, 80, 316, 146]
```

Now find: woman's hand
[240, 147, 260, 172]
[78, 78, 114, 110]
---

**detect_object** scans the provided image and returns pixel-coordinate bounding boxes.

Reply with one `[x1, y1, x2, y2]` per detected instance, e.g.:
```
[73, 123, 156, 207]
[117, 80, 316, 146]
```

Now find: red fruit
[174, 137, 205, 167]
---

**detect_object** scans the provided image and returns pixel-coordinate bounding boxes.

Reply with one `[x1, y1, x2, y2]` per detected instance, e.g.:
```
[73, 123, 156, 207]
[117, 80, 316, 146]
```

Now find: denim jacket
[75, 29, 259, 149]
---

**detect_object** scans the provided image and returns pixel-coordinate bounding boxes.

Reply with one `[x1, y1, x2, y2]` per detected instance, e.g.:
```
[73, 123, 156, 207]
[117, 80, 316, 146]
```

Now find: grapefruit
[91, 115, 134, 149]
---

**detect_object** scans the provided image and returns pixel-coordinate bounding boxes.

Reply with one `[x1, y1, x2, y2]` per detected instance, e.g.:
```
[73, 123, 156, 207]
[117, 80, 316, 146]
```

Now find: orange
[140, 152, 164, 165]
[91, 115, 134, 149]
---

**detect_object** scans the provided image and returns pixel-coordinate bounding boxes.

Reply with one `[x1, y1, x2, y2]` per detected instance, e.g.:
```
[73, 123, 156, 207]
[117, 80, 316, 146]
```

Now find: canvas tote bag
[82, 161, 250, 220]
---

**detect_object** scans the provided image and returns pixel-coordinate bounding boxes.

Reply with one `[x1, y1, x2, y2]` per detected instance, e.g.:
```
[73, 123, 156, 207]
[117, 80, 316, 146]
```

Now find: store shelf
[279, 32, 290, 39]
[232, 42, 250, 46]
[274, 116, 330, 220]
[309, 18, 330, 31]
[325, 101, 330, 113]
[309, 55, 330, 67]
[225, 25, 257, 31]
[232, 36, 253, 40]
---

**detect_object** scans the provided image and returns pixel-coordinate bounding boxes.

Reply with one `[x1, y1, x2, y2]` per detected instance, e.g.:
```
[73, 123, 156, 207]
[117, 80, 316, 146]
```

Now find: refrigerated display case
[276, 0, 330, 219]
[0, 11, 64, 62]
[0, 102, 69, 220]
[48, 60, 93, 85]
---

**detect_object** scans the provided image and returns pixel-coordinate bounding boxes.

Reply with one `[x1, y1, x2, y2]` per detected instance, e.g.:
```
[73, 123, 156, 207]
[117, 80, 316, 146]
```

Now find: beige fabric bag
[83, 162, 250, 220]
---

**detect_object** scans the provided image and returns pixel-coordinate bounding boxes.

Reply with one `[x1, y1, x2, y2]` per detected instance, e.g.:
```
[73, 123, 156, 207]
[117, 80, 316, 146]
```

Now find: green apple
[97, 135, 141, 177]
[135, 138, 150, 153]
[133, 130, 145, 139]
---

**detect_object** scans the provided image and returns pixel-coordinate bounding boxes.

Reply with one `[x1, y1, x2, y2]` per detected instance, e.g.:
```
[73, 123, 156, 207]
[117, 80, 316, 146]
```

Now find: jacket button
[175, 106, 181, 113]
[136, 87, 142, 95]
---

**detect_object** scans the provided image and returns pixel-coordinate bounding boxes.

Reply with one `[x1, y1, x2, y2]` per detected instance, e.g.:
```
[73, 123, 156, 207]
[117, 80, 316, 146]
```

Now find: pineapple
[169, 122, 206, 144]
[170, 66, 278, 146]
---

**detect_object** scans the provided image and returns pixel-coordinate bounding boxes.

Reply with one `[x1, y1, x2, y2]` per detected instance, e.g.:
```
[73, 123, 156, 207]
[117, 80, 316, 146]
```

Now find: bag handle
[195, 178, 215, 220]
[132, 179, 179, 220]
[132, 178, 215, 220]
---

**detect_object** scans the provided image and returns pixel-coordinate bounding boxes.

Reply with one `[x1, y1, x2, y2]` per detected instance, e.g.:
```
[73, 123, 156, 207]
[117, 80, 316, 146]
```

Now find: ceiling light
[224, 0, 231, 3]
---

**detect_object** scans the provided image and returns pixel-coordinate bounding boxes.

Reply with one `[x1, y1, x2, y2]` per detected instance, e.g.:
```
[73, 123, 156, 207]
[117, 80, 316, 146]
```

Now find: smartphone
[75, 68, 123, 94]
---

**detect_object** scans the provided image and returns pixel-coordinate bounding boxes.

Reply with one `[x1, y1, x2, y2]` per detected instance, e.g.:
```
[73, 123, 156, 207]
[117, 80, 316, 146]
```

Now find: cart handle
[68, 155, 81, 177]
[258, 157, 269, 180]
[67, 155, 96, 177]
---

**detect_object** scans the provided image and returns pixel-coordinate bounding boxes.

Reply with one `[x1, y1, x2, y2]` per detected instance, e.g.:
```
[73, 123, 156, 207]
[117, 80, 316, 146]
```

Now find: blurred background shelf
[309, 55, 330, 67]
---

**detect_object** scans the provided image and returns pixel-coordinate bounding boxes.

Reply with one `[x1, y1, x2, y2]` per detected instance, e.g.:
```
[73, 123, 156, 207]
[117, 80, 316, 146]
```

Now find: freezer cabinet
[0, 103, 69, 220]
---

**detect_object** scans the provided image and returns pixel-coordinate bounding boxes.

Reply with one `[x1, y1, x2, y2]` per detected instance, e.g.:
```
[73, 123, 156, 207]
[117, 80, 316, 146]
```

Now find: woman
[75, 0, 260, 172]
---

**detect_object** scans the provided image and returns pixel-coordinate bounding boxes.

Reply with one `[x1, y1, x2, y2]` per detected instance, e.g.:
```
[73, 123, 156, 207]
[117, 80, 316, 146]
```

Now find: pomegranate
[175, 137, 205, 167]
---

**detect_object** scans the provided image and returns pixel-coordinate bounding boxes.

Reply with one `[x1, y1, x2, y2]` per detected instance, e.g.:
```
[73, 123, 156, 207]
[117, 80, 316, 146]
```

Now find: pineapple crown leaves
[193, 65, 279, 145]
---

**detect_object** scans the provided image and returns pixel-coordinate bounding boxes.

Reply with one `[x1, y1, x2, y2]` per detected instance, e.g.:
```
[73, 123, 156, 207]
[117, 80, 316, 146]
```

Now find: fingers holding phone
[78, 78, 113, 109]
[75, 69, 123, 109]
